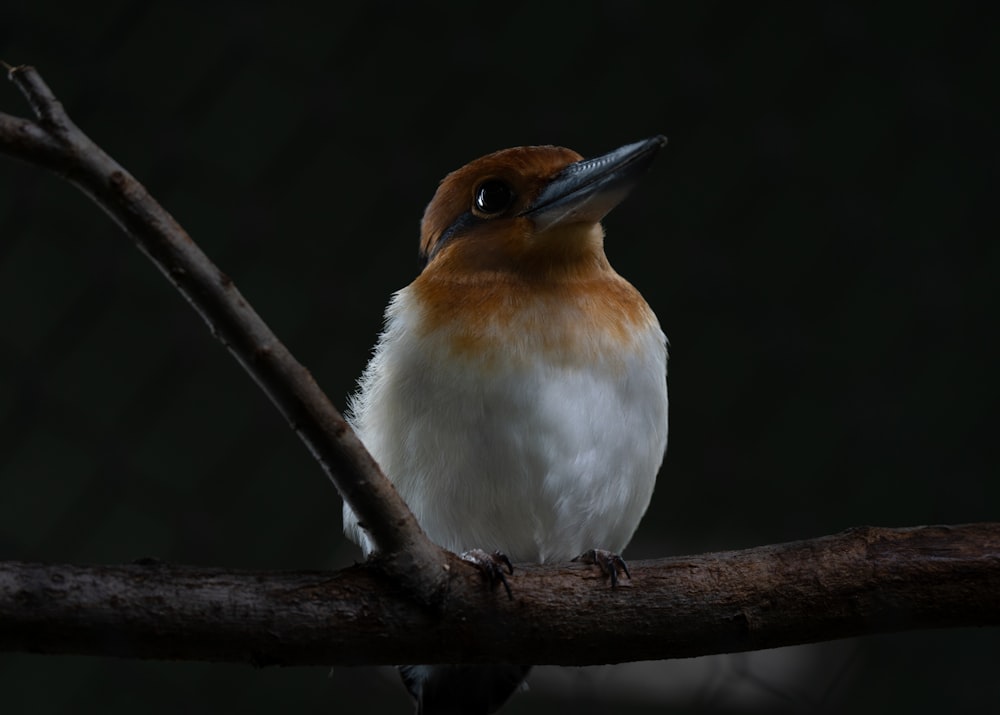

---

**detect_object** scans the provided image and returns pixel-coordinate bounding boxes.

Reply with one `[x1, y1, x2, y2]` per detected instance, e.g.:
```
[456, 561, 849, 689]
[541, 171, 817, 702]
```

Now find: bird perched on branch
[344, 136, 669, 714]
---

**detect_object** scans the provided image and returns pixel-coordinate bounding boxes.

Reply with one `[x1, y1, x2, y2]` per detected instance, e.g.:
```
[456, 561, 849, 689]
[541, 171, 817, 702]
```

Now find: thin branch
[1, 525, 998, 666]
[0, 65, 448, 597]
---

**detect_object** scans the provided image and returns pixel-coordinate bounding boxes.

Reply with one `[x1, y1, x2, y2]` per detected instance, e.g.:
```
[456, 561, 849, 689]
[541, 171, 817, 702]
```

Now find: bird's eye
[474, 180, 515, 216]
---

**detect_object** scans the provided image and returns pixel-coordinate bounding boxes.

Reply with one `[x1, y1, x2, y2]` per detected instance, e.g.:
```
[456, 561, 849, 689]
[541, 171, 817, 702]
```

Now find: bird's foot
[460, 549, 514, 600]
[573, 548, 631, 587]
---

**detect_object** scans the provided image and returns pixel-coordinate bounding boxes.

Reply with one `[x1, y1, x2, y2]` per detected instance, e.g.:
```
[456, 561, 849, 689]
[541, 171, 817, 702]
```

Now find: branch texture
[2, 525, 998, 666]
[0, 64, 447, 594]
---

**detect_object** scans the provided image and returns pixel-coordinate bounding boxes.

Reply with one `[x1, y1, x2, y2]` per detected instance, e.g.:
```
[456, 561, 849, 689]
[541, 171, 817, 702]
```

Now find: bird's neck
[404, 255, 657, 370]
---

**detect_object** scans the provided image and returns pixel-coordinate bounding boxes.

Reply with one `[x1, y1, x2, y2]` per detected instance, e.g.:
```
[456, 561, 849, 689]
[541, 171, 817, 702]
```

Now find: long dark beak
[522, 135, 666, 232]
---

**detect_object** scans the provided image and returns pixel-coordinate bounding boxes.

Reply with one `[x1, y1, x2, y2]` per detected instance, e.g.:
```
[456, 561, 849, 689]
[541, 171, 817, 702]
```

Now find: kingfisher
[344, 136, 669, 714]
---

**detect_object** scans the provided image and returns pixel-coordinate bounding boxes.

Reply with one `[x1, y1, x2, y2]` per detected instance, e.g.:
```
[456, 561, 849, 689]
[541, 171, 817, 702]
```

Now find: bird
[343, 136, 669, 714]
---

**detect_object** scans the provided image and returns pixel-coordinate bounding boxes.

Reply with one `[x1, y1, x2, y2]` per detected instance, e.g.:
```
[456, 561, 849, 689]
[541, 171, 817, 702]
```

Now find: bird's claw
[573, 548, 631, 587]
[461, 548, 514, 600]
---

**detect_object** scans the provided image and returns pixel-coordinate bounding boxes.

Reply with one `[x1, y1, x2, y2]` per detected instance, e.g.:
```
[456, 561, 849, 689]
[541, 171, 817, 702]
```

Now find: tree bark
[2, 524, 997, 666]
[0, 63, 449, 602]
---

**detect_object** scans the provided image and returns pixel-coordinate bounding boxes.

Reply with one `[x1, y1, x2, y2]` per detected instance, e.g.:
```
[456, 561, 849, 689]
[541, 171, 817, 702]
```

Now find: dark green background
[1, 2, 996, 713]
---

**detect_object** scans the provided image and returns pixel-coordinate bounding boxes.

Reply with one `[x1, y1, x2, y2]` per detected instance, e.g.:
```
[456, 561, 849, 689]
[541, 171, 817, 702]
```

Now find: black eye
[474, 180, 515, 216]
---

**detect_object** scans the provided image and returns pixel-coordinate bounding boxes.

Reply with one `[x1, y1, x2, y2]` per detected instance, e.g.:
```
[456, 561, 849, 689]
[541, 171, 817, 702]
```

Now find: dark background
[1, 2, 996, 713]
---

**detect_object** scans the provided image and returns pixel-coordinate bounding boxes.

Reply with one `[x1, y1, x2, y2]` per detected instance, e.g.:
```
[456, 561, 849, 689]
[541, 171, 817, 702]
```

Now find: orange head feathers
[418, 136, 666, 277]
[409, 136, 667, 367]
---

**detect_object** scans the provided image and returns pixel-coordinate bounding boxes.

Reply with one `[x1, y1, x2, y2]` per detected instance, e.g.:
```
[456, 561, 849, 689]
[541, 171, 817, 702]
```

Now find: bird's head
[407, 137, 667, 365]
[418, 136, 667, 281]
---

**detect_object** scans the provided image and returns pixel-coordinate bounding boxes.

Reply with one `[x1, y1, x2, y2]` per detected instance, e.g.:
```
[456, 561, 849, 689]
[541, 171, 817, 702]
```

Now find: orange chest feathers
[408, 270, 659, 369]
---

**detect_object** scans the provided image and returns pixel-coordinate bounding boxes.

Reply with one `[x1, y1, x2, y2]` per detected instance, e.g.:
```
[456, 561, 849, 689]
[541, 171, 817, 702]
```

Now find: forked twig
[0, 64, 449, 599]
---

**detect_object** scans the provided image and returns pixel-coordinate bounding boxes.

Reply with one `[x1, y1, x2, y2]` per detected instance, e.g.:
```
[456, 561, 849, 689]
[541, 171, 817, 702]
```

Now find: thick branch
[0, 65, 447, 593]
[2, 525, 998, 666]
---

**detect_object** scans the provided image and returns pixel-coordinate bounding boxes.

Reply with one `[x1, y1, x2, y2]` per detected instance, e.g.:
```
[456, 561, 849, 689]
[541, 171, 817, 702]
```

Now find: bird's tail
[399, 664, 532, 715]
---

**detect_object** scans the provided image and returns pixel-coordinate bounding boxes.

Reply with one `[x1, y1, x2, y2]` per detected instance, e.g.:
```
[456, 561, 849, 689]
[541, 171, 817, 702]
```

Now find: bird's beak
[522, 135, 667, 233]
